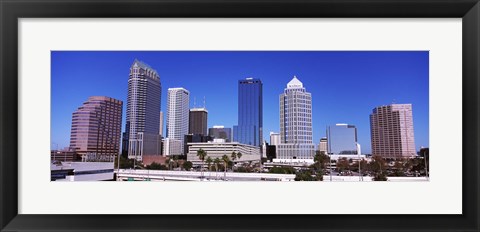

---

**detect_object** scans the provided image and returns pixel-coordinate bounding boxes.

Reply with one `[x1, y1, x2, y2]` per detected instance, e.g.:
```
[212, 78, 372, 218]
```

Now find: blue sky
[51, 51, 429, 153]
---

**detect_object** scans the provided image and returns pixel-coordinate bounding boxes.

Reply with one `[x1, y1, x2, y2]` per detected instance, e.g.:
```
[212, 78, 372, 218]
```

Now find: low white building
[163, 138, 183, 156]
[276, 143, 315, 161]
[187, 139, 261, 165]
[51, 161, 115, 181]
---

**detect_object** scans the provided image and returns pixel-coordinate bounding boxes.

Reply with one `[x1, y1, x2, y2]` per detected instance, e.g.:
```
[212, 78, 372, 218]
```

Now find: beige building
[318, 137, 328, 154]
[69, 96, 123, 159]
[187, 139, 261, 165]
[277, 76, 315, 160]
[370, 104, 416, 158]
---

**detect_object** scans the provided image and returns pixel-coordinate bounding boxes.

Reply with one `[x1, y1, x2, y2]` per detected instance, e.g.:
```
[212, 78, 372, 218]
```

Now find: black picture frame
[1, 0, 479, 231]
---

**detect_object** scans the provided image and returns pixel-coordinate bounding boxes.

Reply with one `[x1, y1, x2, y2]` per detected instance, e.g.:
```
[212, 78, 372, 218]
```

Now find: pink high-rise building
[69, 96, 123, 160]
[370, 104, 416, 158]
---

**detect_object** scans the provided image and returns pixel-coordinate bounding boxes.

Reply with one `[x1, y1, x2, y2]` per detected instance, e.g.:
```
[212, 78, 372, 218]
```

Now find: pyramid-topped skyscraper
[277, 76, 315, 160]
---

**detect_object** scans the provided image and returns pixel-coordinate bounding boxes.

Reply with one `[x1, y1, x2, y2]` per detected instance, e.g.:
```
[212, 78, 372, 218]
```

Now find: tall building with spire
[233, 77, 263, 147]
[125, 59, 162, 161]
[370, 104, 416, 158]
[276, 76, 315, 160]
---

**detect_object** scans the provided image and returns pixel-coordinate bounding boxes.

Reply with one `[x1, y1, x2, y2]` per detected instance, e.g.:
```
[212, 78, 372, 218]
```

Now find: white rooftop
[287, 76, 304, 89]
[213, 125, 225, 128]
[190, 107, 208, 112]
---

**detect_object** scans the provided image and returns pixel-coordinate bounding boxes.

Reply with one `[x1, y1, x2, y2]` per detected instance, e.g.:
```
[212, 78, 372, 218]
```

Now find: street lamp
[356, 142, 362, 181]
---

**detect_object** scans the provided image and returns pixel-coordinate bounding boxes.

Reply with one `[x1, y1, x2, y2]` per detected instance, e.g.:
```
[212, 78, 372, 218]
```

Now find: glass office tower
[327, 124, 358, 155]
[233, 77, 263, 147]
[125, 59, 162, 161]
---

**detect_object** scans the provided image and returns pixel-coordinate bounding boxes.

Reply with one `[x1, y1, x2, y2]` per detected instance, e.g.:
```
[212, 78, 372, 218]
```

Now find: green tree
[236, 152, 242, 160]
[269, 166, 295, 174]
[370, 155, 388, 181]
[222, 155, 230, 180]
[196, 149, 207, 179]
[336, 157, 350, 173]
[146, 162, 168, 170]
[295, 170, 317, 181]
[183, 161, 193, 171]
[393, 159, 407, 176]
[214, 157, 221, 179]
[165, 158, 173, 170]
[230, 152, 237, 171]
[205, 156, 213, 178]
[172, 156, 179, 169]
[115, 155, 135, 169]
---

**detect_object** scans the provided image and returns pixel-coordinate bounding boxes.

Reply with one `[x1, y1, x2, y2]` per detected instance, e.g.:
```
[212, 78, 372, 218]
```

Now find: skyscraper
[269, 132, 280, 146]
[166, 88, 190, 147]
[125, 59, 162, 161]
[159, 111, 164, 137]
[69, 96, 123, 161]
[189, 107, 208, 136]
[233, 77, 263, 147]
[277, 76, 315, 160]
[327, 124, 358, 155]
[370, 104, 416, 158]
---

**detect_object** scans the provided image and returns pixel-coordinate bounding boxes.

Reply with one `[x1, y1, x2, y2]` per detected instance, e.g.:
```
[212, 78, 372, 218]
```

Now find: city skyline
[51, 51, 429, 153]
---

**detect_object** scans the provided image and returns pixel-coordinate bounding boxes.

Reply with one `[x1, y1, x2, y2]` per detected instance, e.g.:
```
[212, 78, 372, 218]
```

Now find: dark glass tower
[189, 108, 208, 136]
[233, 78, 263, 146]
[124, 59, 162, 160]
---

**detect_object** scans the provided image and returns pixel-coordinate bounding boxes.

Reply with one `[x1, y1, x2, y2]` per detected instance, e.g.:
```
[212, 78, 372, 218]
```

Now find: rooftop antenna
[203, 96, 206, 109]
[194, 96, 196, 108]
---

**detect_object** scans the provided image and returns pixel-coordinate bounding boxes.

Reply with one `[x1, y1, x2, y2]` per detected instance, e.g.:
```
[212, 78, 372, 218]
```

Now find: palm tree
[206, 156, 213, 179]
[172, 155, 178, 170]
[214, 157, 220, 180]
[222, 155, 230, 180]
[230, 152, 237, 172]
[166, 158, 172, 170]
[196, 149, 207, 179]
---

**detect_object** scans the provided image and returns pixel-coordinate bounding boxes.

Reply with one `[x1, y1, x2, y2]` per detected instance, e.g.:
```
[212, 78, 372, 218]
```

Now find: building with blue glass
[233, 77, 263, 147]
[125, 59, 162, 161]
[327, 124, 358, 155]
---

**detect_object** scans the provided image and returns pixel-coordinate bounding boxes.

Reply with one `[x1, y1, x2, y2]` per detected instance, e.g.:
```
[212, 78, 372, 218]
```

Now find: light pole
[356, 142, 362, 181]
[116, 151, 121, 181]
[329, 153, 332, 182]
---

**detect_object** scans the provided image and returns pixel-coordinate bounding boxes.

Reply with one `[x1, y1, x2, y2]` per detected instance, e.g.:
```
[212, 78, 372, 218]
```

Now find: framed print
[1, 0, 479, 231]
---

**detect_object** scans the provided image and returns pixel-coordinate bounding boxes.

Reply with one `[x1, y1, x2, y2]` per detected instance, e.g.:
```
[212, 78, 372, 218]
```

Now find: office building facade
[159, 111, 164, 137]
[187, 140, 261, 165]
[69, 96, 123, 160]
[184, 134, 213, 155]
[269, 132, 280, 146]
[370, 104, 416, 158]
[277, 76, 315, 160]
[163, 138, 183, 157]
[208, 125, 232, 142]
[233, 78, 263, 147]
[318, 137, 328, 154]
[125, 59, 162, 161]
[166, 88, 190, 150]
[189, 107, 208, 136]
